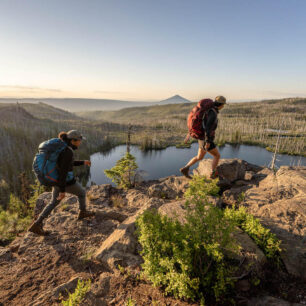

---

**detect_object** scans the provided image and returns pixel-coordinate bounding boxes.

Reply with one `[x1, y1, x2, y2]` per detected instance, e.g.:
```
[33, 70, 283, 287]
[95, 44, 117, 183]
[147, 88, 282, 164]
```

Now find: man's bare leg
[180, 145, 206, 178]
[208, 147, 221, 178]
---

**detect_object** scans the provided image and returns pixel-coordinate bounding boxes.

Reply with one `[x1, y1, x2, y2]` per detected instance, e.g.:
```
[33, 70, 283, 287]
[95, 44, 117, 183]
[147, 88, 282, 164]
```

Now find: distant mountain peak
[159, 95, 191, 104]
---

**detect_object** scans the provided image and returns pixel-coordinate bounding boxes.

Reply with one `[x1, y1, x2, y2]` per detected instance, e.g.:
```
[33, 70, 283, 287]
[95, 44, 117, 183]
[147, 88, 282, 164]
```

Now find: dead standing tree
[126, 124, 132, 153]
[270, 128, 281, 171]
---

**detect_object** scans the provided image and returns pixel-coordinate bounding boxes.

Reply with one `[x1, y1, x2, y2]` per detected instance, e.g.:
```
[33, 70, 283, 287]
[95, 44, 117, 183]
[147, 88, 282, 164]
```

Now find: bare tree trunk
[126, 124, 132, 153]
[270, 129, 281, 170]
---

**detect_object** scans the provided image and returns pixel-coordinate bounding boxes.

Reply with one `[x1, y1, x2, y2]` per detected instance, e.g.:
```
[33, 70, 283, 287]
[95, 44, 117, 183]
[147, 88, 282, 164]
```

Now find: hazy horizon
[1, 95, 303, 105]
[1, 0, 306, 101]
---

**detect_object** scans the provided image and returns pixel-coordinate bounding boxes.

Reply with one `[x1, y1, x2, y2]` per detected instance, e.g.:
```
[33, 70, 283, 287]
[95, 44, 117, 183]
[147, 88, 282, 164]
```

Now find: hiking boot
[210, 169, 219, 179]
[78, 210, 95, 220]
[28, 222, 49, 236]
[180, 166, 192, 179]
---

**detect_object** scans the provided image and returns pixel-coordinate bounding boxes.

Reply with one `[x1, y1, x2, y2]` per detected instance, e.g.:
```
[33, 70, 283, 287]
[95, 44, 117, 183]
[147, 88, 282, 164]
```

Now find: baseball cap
[66, 130, 86, 140]
[215, 96, 226, 104]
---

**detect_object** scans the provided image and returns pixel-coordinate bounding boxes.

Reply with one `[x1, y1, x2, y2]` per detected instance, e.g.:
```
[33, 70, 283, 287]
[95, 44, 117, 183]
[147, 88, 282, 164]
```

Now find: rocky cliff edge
[0, 159, 305, 305]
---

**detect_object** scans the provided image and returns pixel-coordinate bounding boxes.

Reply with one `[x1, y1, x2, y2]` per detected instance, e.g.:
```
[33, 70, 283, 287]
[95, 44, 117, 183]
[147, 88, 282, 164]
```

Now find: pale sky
[0, 0, 305, 101]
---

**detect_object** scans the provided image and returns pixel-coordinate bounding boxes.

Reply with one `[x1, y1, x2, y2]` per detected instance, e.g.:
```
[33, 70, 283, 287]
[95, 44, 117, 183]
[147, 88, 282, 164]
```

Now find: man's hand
[57, 192, 66, 201]
[205, 142, 210, 151]
[84, 160, 91, 166]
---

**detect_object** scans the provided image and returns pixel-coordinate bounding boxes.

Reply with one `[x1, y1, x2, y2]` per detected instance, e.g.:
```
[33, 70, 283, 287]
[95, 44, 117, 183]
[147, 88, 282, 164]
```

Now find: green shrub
[61, 279, 91, 306]
[136, 176, 239, 303]
[80, 248, 95, 264]
[126, 297, 136, 306]
[0, 179, 10, 209]
[104, 152, 139, 189]
[184, 175, 220, 200]
[0, 179, 44, 242]
[224, 207, 281, 262]
[176, 142, 191, 149]
[0, 195, 33, 242]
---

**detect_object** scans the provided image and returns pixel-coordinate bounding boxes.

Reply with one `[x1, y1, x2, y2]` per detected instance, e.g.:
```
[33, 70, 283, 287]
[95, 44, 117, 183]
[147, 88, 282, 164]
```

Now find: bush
[0, 179, 44, 242]
[126, 297, 136, 306]
[0, 179, 10, 209]
[136, 176, 239, 303]
[224, 207, 281, 263]
[61, 279, 91, 306]
[184, 175, 220, 200]
[104, 152, 139, 189]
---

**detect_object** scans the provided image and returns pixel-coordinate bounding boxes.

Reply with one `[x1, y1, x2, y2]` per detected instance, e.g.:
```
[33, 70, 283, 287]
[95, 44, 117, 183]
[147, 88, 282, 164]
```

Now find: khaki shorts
[198, 140, 216, 151]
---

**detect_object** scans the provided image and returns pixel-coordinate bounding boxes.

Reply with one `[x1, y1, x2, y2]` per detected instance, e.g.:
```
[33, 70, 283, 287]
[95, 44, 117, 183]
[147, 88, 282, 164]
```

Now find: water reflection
[86, 144, 305, 186]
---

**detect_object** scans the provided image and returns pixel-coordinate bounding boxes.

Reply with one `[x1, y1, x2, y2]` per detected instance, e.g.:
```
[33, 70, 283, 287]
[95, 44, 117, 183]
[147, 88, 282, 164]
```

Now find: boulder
[243, 166, 306, 280]
[94, 214, 141, 269]
[87, 184, 115, 207]
[194, 159, 261, 183]
[148, 176, 190, 199]
[126, 189, 150, 207]
[94, 198, 164, 269]
[194, 159, 246, 183]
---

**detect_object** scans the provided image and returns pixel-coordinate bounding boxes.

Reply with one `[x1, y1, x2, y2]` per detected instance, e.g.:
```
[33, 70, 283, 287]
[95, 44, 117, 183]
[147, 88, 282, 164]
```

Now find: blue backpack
[33, 138, 74, 186]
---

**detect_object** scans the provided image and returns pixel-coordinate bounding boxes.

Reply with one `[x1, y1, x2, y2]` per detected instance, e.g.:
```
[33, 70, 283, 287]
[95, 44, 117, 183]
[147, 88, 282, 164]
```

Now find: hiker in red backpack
[180, 96, 226, 179]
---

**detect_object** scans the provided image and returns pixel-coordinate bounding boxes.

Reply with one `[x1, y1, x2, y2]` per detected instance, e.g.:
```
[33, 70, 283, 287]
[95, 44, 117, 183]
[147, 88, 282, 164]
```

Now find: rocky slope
[0, 160, 305, 305]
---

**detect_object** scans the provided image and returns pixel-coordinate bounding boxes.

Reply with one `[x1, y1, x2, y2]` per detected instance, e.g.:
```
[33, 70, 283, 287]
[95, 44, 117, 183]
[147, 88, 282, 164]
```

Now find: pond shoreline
[89, 143, 305, 186]
[124, 140, 306, 157]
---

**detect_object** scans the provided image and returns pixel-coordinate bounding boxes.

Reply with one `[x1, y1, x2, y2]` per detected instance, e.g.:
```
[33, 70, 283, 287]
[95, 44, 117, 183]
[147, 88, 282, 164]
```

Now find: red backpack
[186, 98, 215, 140]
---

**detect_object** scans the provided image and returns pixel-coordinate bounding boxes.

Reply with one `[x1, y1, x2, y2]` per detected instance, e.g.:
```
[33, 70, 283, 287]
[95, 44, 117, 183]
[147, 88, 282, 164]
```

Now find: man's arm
[73, 160, 85, 166]
[74, 160, 91, 166]
[204, 109, 217, 143]
[57, 148, 73, 192]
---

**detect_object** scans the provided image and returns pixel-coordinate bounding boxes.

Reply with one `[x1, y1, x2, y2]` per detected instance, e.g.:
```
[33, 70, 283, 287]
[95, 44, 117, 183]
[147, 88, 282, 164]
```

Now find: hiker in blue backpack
[29, 130, 94, 235]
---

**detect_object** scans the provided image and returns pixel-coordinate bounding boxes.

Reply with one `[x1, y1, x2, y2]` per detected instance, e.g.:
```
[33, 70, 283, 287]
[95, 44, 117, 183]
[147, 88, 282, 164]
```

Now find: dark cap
[214, 96, 226, 104]
[67, 130, 86, 140]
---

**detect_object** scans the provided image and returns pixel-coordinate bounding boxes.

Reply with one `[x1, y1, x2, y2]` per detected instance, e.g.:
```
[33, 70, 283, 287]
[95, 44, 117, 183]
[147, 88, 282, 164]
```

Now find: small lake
[88, 143, 305, 185]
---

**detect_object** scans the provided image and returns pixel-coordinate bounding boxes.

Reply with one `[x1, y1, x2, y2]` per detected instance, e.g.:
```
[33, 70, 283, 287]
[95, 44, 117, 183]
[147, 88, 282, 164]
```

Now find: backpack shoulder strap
[211, 107, 218, 114]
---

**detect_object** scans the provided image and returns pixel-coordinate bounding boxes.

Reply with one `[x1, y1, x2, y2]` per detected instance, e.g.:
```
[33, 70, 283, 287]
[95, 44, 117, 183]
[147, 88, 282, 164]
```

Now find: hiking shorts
[198, 140, 216, 151]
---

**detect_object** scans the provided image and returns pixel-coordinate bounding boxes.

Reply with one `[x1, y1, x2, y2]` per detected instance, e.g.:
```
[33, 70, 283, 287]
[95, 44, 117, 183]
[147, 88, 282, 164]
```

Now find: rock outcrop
[94, 198, 164, 269]
[197, 159, 306, 281]
[242, 166, 306, 280]
[194, 158, 264, 190]
[148, 176, 190, 199]
[0, 159, 305, 305]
